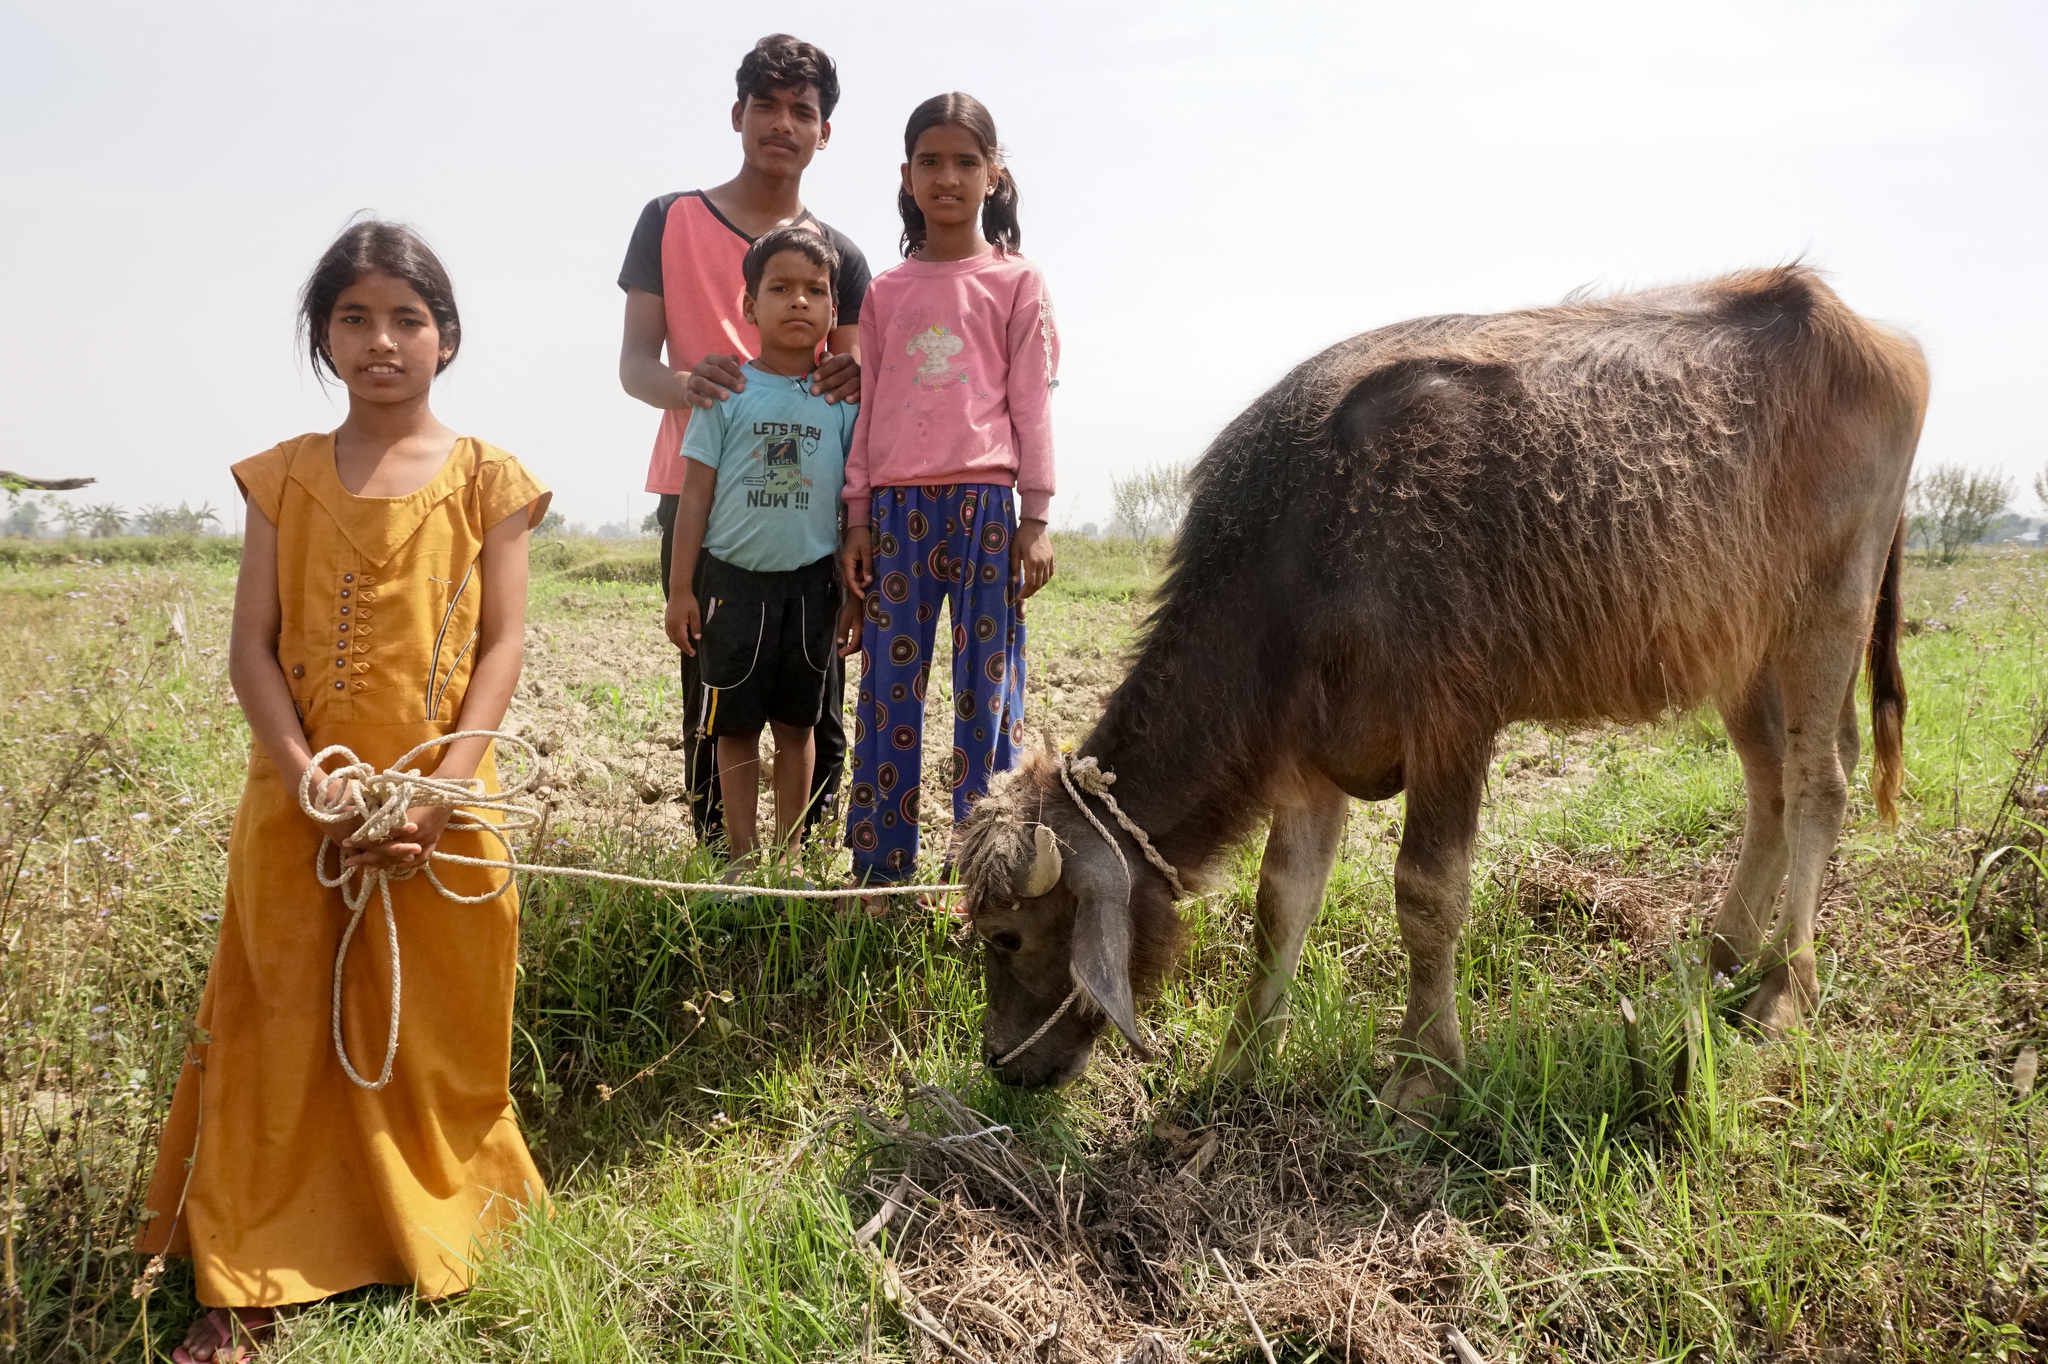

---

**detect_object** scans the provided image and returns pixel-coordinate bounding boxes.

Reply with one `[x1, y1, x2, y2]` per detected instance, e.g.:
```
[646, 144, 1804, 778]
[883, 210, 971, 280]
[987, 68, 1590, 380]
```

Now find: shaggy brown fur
[960, 266, 1926, 1097]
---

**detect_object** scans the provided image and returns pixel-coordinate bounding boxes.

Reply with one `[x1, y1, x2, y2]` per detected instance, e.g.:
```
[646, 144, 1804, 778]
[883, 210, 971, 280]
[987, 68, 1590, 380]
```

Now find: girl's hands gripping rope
[304, 769, 364, 840]
[343, 803, 452, 872]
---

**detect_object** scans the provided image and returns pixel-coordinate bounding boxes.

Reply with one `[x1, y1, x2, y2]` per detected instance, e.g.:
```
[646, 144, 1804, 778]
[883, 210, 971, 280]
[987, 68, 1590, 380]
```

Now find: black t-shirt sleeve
[617, 194, 675, 295]
[826, 227, 873, 325]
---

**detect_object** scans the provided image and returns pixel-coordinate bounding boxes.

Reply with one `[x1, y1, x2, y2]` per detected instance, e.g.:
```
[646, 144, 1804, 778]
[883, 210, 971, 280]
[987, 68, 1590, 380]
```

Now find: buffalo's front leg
[1215, 779, 1348, 1083]
[1380, 745, 1486, 1126]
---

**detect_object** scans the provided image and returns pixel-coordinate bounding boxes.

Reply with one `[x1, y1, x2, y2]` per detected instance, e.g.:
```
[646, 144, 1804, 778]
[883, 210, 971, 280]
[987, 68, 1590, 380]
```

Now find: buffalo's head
[954, 751, 1184, 1087]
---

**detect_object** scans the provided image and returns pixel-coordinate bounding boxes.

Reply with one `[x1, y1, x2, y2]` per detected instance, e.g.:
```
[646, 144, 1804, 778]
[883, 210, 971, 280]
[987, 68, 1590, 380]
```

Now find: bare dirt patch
[510, 582, 1147, 862]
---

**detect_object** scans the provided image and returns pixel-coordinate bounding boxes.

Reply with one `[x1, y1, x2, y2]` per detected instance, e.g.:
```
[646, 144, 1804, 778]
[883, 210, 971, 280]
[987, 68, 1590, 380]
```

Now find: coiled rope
[299, 730, 963, 1090]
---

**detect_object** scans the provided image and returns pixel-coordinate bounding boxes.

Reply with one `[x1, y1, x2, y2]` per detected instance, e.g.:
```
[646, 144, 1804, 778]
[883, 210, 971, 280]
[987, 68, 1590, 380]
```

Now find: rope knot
[1066, 754, 1116, 796]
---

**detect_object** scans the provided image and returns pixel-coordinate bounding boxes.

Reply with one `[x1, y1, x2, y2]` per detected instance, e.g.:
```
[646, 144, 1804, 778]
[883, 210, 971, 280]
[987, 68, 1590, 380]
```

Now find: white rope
[993, 753, 1186, 1069]
[991, 985, 1080, 1069]
[1056, 753, 1188, 899]
[298, 729, 962, 1090]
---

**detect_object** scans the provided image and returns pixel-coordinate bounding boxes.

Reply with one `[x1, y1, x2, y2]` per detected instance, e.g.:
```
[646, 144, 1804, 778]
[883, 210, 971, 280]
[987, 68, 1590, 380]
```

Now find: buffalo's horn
[1019, 823, 1062, 898]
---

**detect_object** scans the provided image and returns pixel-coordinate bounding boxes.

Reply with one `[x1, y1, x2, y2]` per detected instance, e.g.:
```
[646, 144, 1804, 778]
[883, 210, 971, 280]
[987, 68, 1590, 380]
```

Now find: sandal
[172, 1306, 275, 1363]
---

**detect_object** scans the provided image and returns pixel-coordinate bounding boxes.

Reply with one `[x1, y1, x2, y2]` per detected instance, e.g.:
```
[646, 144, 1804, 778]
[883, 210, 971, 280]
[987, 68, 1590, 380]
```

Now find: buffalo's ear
[1070, 885, 1142, 1049]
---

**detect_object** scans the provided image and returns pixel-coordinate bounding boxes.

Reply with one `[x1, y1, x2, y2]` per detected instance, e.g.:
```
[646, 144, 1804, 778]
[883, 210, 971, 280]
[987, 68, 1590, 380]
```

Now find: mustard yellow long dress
[136, 433, 552, 1306]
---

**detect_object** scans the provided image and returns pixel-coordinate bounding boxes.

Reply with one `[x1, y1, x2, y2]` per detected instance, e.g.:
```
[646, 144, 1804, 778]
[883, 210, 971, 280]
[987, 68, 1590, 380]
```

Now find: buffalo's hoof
[1740, 960, 1817, 1040]
[1378, 1062, 1455, 1134]
[1211, 1046, 1257, 1087]
[1212, 1010, 1292, 1088]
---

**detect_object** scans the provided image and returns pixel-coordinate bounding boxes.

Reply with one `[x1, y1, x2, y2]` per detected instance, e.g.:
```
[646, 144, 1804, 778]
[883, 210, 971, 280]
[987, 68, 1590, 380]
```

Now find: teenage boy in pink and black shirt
[617, 33, 871, 844]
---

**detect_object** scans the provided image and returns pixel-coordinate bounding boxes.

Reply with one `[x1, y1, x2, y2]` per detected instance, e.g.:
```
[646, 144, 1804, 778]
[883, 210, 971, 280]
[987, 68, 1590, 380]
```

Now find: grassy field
[5, 535, 2045, 1362]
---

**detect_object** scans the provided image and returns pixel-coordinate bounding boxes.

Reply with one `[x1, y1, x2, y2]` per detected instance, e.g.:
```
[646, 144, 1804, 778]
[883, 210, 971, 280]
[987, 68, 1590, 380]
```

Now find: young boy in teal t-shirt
[665, 227, 857, 862]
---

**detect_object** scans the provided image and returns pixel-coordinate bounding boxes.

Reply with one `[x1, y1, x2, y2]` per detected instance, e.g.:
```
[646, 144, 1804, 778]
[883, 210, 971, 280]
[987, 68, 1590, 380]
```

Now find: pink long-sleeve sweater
[841, 250, 1059, 522]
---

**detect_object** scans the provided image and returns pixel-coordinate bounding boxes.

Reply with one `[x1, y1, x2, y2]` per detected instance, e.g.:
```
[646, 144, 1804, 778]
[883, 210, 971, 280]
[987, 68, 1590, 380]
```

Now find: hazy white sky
[3, 0, 2044, 530]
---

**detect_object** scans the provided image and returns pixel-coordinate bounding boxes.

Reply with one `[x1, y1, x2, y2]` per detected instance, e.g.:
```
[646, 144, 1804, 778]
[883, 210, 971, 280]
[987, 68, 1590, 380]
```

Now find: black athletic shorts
[695, 553, 836, 737]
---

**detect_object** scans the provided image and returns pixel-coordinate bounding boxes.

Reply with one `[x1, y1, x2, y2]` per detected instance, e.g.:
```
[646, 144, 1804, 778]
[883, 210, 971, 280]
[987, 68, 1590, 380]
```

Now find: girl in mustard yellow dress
[137, 222, 551, 1362]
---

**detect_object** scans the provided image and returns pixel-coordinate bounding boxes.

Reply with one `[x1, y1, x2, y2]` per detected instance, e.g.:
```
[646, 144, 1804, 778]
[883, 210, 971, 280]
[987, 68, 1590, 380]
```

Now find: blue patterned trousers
[847, 484, 1027, 882]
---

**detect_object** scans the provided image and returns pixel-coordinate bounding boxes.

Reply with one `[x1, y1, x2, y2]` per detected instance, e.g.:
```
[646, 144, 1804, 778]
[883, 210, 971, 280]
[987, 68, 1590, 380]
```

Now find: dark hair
[737, 34, 839, 121]
[898, 92, 1021, 259]
[742, 226, 840, 297]
[296, 220, 460, 382]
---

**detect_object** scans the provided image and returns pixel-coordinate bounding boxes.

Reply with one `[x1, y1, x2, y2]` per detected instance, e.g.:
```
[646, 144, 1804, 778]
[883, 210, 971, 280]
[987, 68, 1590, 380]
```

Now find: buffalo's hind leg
[1379, 741, 1487, 1126]
[1836, 671, 1862, 788]
[1215, 777, 1348, 1084]
[1707, 671, 1790, 980]
[1743, 581, 1874, 1036]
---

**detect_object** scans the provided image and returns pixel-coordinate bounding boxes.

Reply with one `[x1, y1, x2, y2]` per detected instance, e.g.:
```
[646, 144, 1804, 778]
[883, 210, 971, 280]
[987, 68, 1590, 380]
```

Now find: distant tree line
[8, 457, 2044, 551]
[1, 493, 222, 540]
[532, 509, 652, 540]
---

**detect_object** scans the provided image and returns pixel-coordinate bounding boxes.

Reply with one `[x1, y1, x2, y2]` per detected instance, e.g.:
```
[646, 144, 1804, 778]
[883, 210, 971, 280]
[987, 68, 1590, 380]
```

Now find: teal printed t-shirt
[682, 364, 857, 573]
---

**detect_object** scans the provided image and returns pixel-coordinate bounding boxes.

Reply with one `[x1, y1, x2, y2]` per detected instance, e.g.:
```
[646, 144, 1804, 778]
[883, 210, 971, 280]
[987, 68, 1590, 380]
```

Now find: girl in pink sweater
[837, 92, 1060, 890]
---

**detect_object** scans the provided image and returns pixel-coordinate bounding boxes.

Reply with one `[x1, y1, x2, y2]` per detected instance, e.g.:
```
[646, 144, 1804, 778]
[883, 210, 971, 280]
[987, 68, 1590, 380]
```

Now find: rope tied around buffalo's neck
[1055, 753, 1187, 899]
[994, 753, 1185, 1069]
[299, 729, 963, 1091]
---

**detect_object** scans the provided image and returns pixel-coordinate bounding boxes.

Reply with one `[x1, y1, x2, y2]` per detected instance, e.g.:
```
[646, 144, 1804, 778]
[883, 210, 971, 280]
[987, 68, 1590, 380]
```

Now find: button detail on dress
[290, 664, 305, 679]
[334, 680, 345, 691]
[340, 589, 351, 599]
[343, 573, 354, 584]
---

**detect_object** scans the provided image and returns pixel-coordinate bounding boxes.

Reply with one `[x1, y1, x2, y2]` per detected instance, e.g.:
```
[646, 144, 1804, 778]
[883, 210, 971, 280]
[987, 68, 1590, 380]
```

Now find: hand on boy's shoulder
[685, 354, 748, 409]
[810, 351, 861, 406]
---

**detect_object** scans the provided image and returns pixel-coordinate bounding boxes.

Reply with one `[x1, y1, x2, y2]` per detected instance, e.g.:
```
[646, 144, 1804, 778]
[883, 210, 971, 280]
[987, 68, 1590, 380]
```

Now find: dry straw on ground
[837, 1084, 1479, 1363]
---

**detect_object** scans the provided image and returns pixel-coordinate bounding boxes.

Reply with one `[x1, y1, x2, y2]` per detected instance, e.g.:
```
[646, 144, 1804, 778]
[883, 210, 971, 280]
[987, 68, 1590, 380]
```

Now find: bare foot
[173, 1306, 275, 1363]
